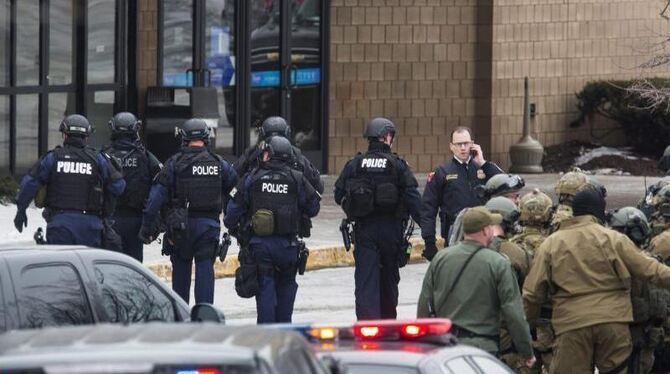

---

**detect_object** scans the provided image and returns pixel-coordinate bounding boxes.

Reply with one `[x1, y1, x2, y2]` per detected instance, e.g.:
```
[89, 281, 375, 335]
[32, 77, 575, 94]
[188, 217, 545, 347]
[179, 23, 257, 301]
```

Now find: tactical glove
[138, 227, 154, 244]
[14, 210, 27, 233]
[422, 240, 438, 261]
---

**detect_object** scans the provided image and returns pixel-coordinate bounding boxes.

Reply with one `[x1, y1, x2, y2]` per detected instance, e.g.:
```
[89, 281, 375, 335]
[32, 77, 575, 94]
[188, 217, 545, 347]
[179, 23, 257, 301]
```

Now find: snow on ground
[574, 146, 639, 165]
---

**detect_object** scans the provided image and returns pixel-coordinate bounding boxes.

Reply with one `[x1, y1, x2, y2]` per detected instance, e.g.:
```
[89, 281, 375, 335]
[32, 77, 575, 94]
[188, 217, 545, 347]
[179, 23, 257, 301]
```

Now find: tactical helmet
[59, 114, 92, 137]
[264, 136, 293, 163]
[108, 112, 141, 135]
[363, 117, 396, 140]
[608, 206, 650, 246]
[555, 171, 589, 202]
[652, 184, 670, 207]
[485, 196, 521, 233]
[519, 189, 554, 225]
[577, 175, 607, 198]
[658, 145, 670, 173]
[484, 174, 525, 199]
[179, 118, 210, 142]
[259, 116, 290, 139]
[648, 176, 670, 197]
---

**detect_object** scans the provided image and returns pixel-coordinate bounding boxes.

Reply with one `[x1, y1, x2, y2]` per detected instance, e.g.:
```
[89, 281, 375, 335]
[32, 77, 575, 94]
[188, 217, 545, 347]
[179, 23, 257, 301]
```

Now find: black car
[285, 319, 513, 374]
[0, 323, 329, 374]
[0, 245, 201, 332]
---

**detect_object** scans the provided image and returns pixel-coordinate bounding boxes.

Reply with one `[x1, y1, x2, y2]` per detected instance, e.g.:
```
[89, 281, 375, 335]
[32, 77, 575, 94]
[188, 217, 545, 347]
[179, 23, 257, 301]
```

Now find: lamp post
[509, 77, 544, 173]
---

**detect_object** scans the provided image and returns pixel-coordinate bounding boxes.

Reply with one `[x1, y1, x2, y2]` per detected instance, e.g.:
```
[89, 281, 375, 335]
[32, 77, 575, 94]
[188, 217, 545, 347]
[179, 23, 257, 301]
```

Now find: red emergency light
[353, 319, 452, 341]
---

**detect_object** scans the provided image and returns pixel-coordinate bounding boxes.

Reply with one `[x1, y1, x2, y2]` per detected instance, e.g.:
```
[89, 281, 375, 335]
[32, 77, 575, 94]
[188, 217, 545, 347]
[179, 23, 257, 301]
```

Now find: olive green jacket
[417, 239, 533, 357]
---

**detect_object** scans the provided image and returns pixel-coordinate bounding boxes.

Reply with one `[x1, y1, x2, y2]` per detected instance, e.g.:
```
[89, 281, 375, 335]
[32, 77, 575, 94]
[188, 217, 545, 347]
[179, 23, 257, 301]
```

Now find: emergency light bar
[353, 319, 452, 341]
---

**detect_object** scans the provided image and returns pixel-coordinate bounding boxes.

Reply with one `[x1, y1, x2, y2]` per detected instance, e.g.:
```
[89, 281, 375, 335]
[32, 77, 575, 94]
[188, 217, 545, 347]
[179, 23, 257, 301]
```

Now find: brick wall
[490, 0, 670, 169]
[137, 0, 158, 115]
[328, 0, 494, 174]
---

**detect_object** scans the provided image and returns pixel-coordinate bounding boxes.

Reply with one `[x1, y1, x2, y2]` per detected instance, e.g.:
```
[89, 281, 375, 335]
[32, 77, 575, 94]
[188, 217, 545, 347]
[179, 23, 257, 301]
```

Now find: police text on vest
[361, 158, 387, 168]
[57, 161, 92, 175]
[192, 165, 219, 175]
[262, 183, 288, 194]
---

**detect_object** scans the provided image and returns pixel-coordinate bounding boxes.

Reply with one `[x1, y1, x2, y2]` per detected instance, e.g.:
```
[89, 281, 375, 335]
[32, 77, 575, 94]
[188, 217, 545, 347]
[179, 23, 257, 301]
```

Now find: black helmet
[363, 117, 396, 140]
[484, 174, 525, 199]
[108, 112, 141, 135]
[259, 116, 290, 139]
[179, 118, 210, 142]
[59, 114, 92, 137]
[264, 136, 293, 163]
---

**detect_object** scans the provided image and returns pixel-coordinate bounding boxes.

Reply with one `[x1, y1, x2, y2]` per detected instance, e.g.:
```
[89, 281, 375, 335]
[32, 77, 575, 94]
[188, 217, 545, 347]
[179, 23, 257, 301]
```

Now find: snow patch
[574, 146, 639, 165]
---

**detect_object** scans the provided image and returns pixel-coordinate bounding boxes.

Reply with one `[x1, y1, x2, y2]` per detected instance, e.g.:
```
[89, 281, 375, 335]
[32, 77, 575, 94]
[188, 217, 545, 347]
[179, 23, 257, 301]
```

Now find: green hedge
[0, 175, 17, 205]
[572, 79, 670, 157]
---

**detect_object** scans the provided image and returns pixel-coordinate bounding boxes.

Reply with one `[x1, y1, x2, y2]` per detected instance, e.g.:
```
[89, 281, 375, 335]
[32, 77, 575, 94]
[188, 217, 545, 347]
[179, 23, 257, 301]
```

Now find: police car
[0, 323, 331, 374]
[285, 319, 513, 374]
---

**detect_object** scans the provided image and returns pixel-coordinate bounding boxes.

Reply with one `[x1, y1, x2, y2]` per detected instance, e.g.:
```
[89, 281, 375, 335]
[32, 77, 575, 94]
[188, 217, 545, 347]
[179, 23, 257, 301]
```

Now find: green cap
[463, 206, 503, 234]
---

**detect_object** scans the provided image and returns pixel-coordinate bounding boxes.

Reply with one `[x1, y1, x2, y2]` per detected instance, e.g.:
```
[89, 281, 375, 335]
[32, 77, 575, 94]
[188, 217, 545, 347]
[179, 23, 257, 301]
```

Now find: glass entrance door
[248, 0, 324, 168]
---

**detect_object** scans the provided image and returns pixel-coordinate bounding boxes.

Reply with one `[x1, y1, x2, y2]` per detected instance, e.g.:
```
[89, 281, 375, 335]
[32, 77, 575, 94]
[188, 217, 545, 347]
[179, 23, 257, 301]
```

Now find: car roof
[0, 323, 310, 369]
[0, 244, 98, 256]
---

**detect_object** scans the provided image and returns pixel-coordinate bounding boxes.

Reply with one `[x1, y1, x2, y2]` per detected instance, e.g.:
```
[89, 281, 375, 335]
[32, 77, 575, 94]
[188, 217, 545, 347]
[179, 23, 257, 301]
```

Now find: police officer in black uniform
[14, 114, 126, 246]
[225, 136, 320, 323]
[140, 118, 237, 304]
[334, 117, 421, 320]
[104, 112, 162, 262]
[420, 126, 503, 261]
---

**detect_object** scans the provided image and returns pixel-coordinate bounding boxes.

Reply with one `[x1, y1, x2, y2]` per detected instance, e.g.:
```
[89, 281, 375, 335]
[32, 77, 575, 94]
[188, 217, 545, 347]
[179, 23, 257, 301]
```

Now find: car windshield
[41, 364, 260, 374]
[345, 364, 420, 374]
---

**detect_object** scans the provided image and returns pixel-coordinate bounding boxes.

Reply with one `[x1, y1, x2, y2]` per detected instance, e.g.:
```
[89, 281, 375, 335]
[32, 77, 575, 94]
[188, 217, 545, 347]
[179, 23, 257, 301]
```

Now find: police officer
[14, 114, 125, 246]
[140, 118, 237, 304]
[234, 116, 323, 194]
[334, 117, 421, 320]
[104, 112, 162, 262]
[524, 189, 670, 374]
[421, 126, 503, 260]
[609, 207, 666, 374]
[224, 136, 320, 323]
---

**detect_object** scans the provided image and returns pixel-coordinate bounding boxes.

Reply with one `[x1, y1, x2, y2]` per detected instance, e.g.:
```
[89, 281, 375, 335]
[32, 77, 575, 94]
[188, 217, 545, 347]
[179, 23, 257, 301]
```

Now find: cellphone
[470, 148, 478, 157]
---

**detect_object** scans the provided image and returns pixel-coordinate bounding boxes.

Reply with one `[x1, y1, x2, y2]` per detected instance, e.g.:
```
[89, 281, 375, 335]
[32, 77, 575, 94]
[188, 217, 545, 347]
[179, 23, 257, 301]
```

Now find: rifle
[339, 218, 354, 251]
[33, 227, 46, 245]
[398, 219, 415, 268]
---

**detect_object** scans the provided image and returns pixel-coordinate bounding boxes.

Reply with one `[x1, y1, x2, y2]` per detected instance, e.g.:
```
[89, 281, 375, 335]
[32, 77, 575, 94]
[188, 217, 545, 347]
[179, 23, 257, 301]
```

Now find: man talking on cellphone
[420, 126, 503, 261]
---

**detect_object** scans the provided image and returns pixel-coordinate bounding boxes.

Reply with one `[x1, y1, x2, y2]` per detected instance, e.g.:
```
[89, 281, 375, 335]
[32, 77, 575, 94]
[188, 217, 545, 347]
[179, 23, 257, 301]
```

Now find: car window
[94, 262, 176, 323]
[444, 357, 477, 374]
[470, 356, 512, 373]
[17, 264, 93, 328]
[344, 365, 420, 374]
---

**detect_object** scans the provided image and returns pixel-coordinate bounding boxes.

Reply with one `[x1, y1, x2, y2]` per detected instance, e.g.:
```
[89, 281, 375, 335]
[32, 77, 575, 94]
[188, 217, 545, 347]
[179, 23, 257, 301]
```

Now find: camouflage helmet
[519, 189, 554, 225]
[608, 206, 650, 246]
[485, 196, 521, 229]
[484, 174, 525, 199]
[651, 184, 670, 207]
[648, 176, 670, 197]
[555, 171, 589, 202]
[577, 175, 607, 198]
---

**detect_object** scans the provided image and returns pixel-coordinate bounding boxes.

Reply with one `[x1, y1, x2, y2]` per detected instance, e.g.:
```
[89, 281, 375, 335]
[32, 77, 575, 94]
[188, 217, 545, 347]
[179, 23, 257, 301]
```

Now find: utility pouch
[235, 247, 259, 298]
[166, 206, 188, 240]
[252, 209, 275, 236]
[34, 185, 47, 209]
[344, 178, 375, 218]
[299, 215, 312, 238]
[375, 182, 399, 208]
[275, 206, 297, 235]
[632, 296, 650, 323]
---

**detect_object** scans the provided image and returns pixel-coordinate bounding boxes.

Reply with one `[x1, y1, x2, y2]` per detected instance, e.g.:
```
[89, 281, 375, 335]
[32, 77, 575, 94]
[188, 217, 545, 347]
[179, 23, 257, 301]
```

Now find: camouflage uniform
[511, 189, 553, 373]
[550, 171, 588, 231]
[647, 210, 670, 372]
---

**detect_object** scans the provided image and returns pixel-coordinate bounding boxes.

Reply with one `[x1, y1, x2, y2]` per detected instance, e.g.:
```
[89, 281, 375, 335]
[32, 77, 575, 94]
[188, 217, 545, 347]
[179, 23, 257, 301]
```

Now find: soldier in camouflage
[647, 204, 670, 372]
[550, 170, 589, 231]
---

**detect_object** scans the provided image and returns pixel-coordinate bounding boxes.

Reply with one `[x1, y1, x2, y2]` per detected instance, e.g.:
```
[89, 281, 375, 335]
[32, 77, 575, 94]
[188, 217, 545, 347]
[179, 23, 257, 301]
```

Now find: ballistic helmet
[485, 196, 521, 233]
[59, 114, 92, 137]
[265, 136, 294, 163]
[179, 118, 210, 142]
[364, 117, 396, 140]
[108, 112, 141, 135]
[555, 170, 589, 202]
[652, 184, 670, 207]
[608, 206, 650, 246]
[484, 174, 525, 199]
[259, 116, 290, 139]
[519, 189, 554, 225]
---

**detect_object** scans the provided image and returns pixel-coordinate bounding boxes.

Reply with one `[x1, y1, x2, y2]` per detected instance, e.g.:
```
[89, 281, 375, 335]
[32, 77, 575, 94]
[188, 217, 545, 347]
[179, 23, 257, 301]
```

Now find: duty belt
[52, 209, 101, 217]
[451, 325, 499, 343]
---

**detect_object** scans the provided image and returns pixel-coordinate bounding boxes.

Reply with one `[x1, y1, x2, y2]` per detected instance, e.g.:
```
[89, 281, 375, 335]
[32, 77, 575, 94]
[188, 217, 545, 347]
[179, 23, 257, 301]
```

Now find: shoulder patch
[427, 172, 435, 183]
[229, 187, 238, 198]
[477, 169, 486, 180]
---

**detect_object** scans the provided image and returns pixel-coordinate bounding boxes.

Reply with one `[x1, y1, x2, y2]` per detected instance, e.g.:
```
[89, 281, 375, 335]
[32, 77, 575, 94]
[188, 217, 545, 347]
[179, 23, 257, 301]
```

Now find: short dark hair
[450, 126, 472, 143]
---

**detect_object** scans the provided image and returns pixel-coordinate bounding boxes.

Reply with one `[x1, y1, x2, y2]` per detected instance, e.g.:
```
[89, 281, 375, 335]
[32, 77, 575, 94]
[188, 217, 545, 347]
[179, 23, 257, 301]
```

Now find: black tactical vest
[46, 146, 103, 213]
[174, 148, 223, 217]
[249, 166, 300, 235]
[344, 151, 401, 219]
[105, 143, 151, 210]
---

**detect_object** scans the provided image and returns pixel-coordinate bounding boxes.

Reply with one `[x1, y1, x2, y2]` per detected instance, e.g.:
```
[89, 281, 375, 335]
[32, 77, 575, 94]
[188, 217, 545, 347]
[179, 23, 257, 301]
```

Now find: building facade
[1, 0, 668, 176]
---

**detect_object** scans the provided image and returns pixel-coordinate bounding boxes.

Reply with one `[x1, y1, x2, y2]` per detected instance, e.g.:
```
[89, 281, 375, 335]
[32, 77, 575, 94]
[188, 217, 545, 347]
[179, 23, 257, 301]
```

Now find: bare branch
[663, 0, 670, 19]
[626, 79, 670, 112]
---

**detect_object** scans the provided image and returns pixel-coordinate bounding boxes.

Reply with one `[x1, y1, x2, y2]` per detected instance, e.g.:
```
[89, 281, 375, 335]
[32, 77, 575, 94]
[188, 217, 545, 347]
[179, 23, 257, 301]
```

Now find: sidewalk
[143, 172, 660, 280]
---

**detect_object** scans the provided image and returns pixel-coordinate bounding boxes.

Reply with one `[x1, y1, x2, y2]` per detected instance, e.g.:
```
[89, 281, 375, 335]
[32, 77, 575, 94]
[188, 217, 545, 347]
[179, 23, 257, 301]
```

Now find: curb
[146, 237, 445, 281]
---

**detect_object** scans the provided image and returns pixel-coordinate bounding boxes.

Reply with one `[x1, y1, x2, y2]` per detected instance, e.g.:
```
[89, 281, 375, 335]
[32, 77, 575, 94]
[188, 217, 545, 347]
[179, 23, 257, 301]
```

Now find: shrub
[572, 78, 670, 157]
[0, 175, 17, 205]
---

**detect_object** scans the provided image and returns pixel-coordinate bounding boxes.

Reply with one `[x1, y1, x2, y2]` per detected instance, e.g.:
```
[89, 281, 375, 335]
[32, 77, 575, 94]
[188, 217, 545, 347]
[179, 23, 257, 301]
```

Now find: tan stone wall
[137, 0, 158, 115]
[490, 0, 670, 169]
[328, 0, 494, 174]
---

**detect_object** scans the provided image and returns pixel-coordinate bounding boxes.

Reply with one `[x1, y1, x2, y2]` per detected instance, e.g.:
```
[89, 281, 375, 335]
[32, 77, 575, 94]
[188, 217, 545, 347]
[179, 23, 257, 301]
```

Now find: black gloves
[422, 240, 438, 261]
[14, 210, 27, 233]
[138, 226, 154, 244]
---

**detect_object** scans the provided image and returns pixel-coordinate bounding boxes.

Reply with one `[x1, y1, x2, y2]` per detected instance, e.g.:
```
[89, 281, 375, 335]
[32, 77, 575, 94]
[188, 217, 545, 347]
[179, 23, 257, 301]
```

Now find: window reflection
[17, 265, 93, 329]
[16, 95, 39, 172]
[50, 0, 73, 85]
[95, 263, 176, 323]
[0, 0, 9, 86]
[16, 0, 40, 86]
[87, 0, 115, 84]
[163, 0, 193, 86]
[0, 96, 8, 173]
[48, 93, 70, 149]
